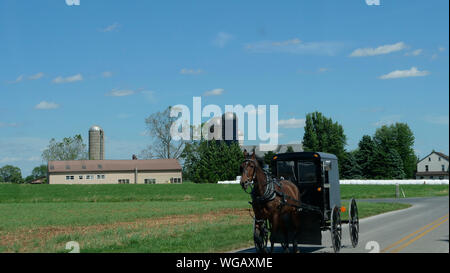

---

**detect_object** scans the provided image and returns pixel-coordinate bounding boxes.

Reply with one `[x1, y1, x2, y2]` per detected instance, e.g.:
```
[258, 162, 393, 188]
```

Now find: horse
[240, 150, 302, 253]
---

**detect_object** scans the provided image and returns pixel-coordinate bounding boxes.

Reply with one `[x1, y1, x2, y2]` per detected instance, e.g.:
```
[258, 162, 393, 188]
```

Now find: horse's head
[240, 149, 258, 191]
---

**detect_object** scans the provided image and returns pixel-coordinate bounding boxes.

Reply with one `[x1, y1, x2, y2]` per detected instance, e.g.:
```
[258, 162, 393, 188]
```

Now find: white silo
[89, 125, 104, 160]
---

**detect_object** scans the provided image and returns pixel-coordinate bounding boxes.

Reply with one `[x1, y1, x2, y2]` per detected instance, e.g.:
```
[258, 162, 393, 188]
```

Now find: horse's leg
[292, 213, 299, 253]
[270, 213, 279, 253]
[283, 220, 290, 253]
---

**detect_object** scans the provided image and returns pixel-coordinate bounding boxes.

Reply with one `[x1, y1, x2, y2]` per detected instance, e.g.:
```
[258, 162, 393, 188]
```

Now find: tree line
[302, 112, 417, 179]
[1, 108, 418, 183]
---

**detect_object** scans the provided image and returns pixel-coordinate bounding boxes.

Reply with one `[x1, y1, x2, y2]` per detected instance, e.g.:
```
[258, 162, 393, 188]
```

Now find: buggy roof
[273, 152, 337, 161]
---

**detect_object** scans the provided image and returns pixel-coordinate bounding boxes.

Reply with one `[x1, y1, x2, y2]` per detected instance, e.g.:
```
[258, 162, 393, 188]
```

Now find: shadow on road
[236, 245, 325, 253]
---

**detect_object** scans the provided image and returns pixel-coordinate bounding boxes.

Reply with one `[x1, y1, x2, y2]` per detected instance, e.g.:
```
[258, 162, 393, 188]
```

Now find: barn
[47, 159, 182, 184]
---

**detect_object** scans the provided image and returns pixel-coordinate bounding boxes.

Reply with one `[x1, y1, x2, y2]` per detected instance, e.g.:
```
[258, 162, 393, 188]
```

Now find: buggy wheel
[330, 206, 342, 253]
[253, 219, 268, 253]
[348, 198, 359, 248]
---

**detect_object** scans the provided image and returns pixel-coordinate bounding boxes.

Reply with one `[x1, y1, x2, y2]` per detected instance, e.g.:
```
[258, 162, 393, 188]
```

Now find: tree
[263, 151, 276, 173]
[302, 112, 347, 171]
[371, 146, 405, 179]
[42, 134, 88, 161]
[181, 140, 243, 183]
[31, 164, 47, 178]
[341, 151, 363, 179]
[286, 146, 294, 153]
[0, 165, 23, 183]
[354, 135, 377, 179]
[373, 123, 417, 178]
[140, 107, 184, 159]
[24, 165, 48, 183]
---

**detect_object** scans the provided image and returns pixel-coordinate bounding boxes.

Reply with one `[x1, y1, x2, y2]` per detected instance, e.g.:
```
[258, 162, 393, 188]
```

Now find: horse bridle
[241, 159, 257, 193]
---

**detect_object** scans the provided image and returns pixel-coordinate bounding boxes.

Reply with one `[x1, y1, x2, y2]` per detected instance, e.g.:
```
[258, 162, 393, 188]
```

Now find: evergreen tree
[341, 151, 363, 179]
[373, 123, 417, 179]
[354, 135, 377, 179]
[302, 112, 347, 172]
[181, 140, 243, 183]
[371, 145, 405, 179]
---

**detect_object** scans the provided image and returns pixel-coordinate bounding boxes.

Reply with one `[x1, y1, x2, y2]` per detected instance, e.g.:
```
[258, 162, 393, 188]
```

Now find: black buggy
[253, 152, 359, 253]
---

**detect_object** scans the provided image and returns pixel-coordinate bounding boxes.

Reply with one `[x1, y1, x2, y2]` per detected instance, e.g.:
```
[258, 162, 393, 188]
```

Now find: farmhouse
[47, 159, 182, 184]
[416, 151, 449, 180]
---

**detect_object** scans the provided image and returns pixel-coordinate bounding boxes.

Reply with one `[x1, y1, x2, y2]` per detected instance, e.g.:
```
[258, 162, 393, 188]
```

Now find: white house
[416, 151, 449, 180]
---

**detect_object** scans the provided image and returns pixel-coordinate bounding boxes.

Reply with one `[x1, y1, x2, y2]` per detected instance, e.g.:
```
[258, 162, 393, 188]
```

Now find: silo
[222, 112, 238, 145]
[89, 125, 104, 160]
[206, 117, 222, 141]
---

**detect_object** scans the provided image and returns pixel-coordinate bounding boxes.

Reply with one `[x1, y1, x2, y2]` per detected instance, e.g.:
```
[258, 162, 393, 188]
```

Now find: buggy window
[276, 161, 296, 182]
[298, 161, 317, 183]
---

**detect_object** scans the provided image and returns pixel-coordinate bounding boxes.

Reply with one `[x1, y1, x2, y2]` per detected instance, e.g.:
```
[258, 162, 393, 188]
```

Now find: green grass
[0, 200, 247, 231]
[0, 184, 247, 203]
[341, 184, 448, 199]
[0, 183, 447, 203]
[0, 183, 444, 252]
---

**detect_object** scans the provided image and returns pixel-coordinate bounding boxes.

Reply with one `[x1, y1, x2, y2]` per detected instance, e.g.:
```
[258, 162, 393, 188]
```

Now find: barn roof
[48, 159, 182, 173]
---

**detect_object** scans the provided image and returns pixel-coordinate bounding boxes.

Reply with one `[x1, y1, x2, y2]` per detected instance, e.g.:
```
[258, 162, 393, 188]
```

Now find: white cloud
[52, 74, 83, 84]
[29, 72, 45, 80]
[10, 75, 24, 84]
[379, 67, 430, 79]
[0, 157, 22, 163]
[423, 115, 449, 125]
[141, 90, 156, 103]
[102, 71, 113, 78]
[27, 156, 41, 162]
[180, 68, 204, 75]
[278, 118, 306, 128]
[0, 122, 19, 128]
[438, 46, 446, 52]
[373, 115, 402, 127]
[271, 38, 301, 46]
[350, 42, 407, 57]
[404, 49, 422, 56]
[213, 32, 233, 48]
[245, 39, 343, 56]
[203, 88, 224, 96]
[100, 23, 120, 32]
[106, 89, 135, 97]
[35, 101, 60, 110]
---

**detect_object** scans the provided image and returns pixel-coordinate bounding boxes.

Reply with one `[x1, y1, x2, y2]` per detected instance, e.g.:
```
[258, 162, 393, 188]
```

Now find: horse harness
[243, 159, 295, 208]
[243, 159, 322, 216]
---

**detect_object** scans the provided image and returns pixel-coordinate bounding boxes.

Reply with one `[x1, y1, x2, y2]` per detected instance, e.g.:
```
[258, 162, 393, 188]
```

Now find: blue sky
[0, 0, 448, 176]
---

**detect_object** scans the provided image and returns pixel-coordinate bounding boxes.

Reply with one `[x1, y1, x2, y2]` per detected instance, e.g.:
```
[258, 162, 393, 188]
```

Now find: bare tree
[140, 107, 184, 159]
[42, 134, 88, 162]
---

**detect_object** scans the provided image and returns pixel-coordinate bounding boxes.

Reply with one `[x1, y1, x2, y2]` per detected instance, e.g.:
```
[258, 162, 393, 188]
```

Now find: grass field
[0, 183, 446, 253]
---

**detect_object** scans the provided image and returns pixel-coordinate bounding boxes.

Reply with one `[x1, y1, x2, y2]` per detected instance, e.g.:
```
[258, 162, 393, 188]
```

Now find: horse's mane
[254, 156, 265, 168]
[245, 154, 265, 169]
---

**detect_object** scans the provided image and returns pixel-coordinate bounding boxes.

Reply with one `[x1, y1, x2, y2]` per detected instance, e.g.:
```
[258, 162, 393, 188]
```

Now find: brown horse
[240, 150, 302, 253]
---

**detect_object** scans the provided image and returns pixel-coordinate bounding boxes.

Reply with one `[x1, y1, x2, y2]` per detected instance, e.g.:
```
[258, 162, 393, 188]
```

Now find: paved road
[235, 196, 449, 253]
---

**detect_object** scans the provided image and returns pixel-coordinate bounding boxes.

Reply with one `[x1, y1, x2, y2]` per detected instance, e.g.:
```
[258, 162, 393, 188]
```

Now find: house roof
[418, 151, 449, 164]
[48, 159, 182, 173]
[434, 152, 449, 161]
[415, 171, 449, 176]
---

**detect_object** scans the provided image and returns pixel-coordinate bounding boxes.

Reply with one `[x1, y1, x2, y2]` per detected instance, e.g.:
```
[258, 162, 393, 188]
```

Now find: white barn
[416, 151, 449, 180]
